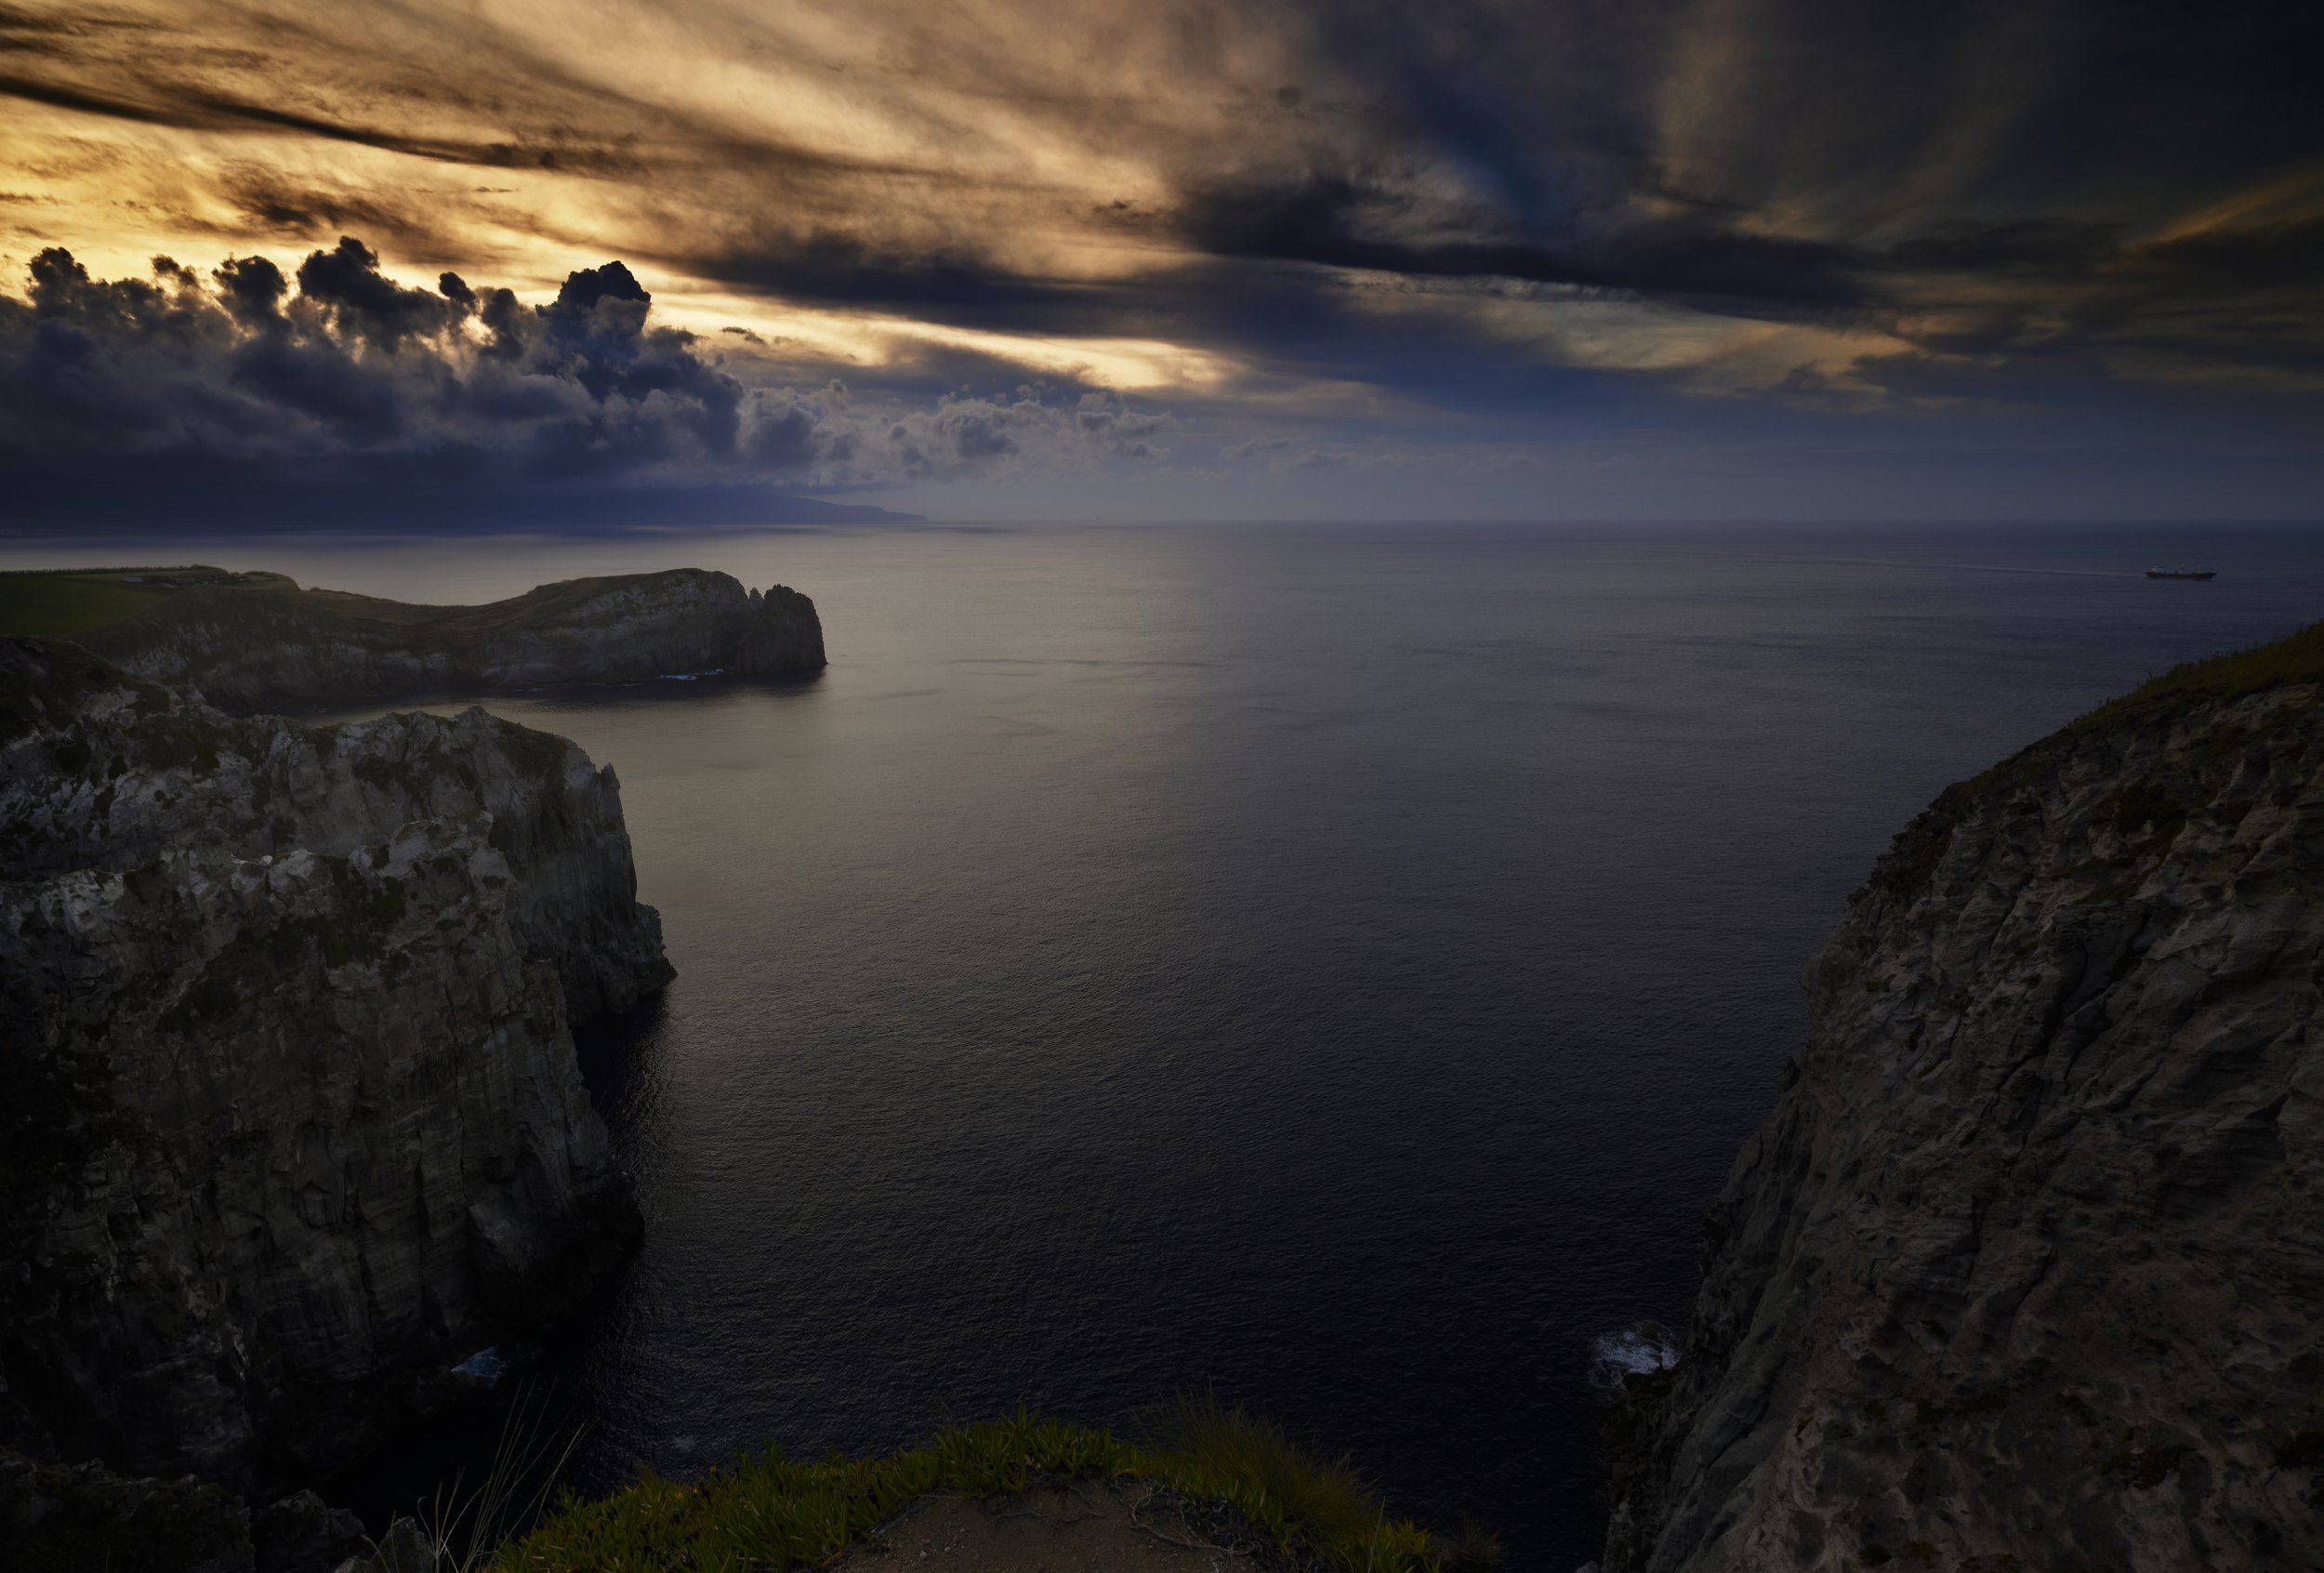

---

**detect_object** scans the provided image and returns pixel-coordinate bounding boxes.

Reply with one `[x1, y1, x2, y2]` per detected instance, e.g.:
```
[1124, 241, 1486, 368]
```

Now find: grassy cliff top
[1860, 614, 2324, 910]
[460, 1406, 1483, 1573]
[0, 566, 756, 646]
[0, 567, 295, 637]
[2080, 614, 2324, 726]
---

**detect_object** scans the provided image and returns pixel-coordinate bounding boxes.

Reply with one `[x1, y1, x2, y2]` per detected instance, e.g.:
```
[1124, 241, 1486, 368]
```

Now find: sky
[2, 0, 2321, 528]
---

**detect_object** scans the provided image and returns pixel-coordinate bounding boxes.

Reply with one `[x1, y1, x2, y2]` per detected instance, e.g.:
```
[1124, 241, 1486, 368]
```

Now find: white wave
[1588, 1322, 1680, 1390]
[452, 1347, 508, 1385]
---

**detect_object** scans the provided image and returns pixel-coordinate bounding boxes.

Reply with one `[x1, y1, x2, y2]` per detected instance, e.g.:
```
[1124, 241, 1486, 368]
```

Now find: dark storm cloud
[0, 241, 1173, 527]
[680, 235, 1100, 322]
[1174, 174, 1869, 313]
[2, 241, 716, 467]
[1129, 0, 2324, 350]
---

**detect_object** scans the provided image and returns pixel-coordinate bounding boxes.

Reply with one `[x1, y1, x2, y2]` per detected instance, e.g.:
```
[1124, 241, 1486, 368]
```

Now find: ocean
[12, 521, 2319, 1567]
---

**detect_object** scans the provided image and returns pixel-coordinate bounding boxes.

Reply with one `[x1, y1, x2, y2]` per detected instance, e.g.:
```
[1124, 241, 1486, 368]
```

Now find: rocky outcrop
[1, 1448, 255, 1573]
[0, 1449, 368, 1573]
[1601, 628, 2324, 1570]
[74, 568, 826, 712]
[0, 638, 666, 1490]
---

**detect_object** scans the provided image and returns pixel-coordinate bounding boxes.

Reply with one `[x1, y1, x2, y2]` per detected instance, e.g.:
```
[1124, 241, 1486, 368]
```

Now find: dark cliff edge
[71, 567, 826, 713]
[1600, 622, 2324, 1571]
[0, 638, 669, 1522]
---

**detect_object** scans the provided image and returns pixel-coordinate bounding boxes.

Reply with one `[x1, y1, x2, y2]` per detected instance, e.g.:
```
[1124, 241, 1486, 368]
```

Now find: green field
[0, 566, 249, 637]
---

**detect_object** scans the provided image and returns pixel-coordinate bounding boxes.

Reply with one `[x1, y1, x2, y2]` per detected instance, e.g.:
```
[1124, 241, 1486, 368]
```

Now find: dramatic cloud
[0, 0, 2319, 521]
[0, 239, 1177, 523]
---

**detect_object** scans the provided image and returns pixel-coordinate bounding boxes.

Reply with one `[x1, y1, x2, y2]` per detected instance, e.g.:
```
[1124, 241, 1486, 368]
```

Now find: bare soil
[838, 1478, 1300, 1573]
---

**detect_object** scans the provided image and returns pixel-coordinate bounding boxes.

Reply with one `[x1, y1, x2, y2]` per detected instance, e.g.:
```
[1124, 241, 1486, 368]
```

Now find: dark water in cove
[13, 522, 2321, 1567]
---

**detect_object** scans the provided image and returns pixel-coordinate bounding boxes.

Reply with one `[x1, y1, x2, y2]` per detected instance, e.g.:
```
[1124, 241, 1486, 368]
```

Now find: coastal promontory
[48, 566, 825, 712]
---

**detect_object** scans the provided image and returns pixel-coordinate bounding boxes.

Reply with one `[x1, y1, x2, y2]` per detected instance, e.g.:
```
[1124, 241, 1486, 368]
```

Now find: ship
[2146, 565, 2216, 580]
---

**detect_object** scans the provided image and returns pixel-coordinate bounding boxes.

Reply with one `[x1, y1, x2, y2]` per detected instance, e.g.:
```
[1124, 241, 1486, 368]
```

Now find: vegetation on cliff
[473, 1405, 1462, 1573]
[2084, 614, 2324, 722]
[0, 566, 286, 638]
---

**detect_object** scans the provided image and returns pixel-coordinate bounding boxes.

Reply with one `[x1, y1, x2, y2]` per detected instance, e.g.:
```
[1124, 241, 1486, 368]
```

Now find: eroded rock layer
[1604, 637, 2324, 1572]
[0, 639, 665, 1487]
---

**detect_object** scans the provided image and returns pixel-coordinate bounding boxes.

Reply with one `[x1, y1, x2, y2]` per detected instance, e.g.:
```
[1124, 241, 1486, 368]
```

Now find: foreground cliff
[1603, 628, 2324, 1569]
[73, 568, 825, 712]
[0, 638, 669, 1491]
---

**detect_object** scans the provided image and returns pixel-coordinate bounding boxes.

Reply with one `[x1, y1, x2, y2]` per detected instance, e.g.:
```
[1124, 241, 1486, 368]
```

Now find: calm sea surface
[11, 522, 2322, 1567]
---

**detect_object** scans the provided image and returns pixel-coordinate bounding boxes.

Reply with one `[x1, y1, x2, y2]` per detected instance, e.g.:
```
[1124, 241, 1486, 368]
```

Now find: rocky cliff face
[0, 638, 667, 1490]
[1, 1446, 368, 1573]
[1601, 635, 2324, 1570]
[736, 584, 827, 676]
[75, 568, 825, 712]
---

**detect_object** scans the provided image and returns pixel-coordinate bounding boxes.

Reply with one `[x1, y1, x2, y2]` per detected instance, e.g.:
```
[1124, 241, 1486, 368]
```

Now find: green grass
[478, 1404, 1453, 1573]
[2077, 616, 2324, 728]
[1138, 1393, 1446, 1573]
[0, 566, 297, 638]
[1866, 615, 2324, 905]
[0, 574, 178, 636]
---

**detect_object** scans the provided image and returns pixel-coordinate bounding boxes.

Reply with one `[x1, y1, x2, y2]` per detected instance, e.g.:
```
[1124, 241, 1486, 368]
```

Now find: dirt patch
[839, 1477, 1307, 1573]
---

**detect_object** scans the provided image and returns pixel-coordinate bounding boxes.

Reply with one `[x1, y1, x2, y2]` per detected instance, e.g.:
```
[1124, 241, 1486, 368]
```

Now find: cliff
[0, 638, 667, 1491]
[2, 1449, 365, 1573]
[71, 568, 825, 712]
[1601, 626, 2324, 1569]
